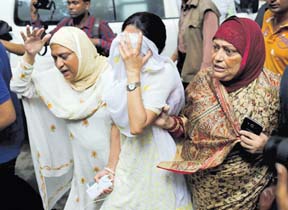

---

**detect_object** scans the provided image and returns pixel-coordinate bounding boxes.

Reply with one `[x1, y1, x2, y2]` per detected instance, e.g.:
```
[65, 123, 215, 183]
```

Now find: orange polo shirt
[262, 10, 288, 75]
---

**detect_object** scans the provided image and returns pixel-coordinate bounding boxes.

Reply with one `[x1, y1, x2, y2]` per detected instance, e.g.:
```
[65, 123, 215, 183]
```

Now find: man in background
[262, 0, 288, 75]
[1, 0, 115, 56]
[31, 0, 115, 56]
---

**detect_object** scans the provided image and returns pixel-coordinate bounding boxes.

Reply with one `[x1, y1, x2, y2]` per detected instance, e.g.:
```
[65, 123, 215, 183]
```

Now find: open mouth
[61, 70, 70, 77]
[213, 64, 225, 72]
[269, 4, 279, 9]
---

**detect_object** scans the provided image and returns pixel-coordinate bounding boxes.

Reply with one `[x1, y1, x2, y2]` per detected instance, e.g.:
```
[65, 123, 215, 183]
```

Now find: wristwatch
[126, 82, 141, 91]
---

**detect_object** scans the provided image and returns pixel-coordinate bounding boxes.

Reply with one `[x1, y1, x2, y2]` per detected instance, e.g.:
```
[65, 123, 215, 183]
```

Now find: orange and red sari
[159, 67, 280, 209]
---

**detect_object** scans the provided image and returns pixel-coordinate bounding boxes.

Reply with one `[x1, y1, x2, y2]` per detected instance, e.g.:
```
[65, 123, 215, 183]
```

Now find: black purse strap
[37, 45, 48, 56]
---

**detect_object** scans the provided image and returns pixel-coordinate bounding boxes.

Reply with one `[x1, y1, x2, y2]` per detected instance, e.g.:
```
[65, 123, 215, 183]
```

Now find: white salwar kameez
[10, 27, 113, 210]
[101, 33, 192, 210]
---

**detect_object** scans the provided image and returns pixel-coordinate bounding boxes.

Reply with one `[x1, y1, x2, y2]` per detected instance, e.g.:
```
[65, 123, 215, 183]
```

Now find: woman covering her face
[10, 26, 117, 210]
[156, 17, 280, 209]
[95, 12, 192, 210]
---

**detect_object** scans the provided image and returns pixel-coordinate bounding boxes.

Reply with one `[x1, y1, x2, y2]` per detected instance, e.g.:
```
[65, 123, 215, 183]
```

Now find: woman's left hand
[94, 169, 114, 195]
[239, 130, 268, 154]
[119, 32, 152, 79]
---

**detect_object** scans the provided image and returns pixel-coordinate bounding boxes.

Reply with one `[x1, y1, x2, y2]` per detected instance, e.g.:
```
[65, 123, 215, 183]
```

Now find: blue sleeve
[0, 73, 10, 104]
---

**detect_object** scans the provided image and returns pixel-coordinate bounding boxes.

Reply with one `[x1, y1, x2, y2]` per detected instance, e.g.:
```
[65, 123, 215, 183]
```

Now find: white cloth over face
[10, 27, 113, 210]
[102, 33, 192, 209]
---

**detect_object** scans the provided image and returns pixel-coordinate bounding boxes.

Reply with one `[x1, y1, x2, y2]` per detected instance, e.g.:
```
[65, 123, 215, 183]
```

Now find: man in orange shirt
[262, 0, 288, 75]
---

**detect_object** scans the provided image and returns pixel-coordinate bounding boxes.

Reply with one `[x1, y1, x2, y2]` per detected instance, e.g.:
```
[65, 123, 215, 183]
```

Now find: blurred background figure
[30, 0, 115, 56]
[235, 0, 259, 13]
[174, 0, 220, 88]
[255, 2, 269, 28]
[261, 0, 288, 75]
[212, 0, 236, 23]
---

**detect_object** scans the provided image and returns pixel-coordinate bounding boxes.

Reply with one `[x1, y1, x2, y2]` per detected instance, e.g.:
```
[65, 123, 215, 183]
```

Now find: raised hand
[119, 32, 152, 78]
[20, 25, 51, 57]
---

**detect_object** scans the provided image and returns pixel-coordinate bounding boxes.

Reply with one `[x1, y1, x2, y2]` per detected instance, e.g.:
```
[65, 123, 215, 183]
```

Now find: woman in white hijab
[10, 26, 118, 210]
[95, 12, 192, 210]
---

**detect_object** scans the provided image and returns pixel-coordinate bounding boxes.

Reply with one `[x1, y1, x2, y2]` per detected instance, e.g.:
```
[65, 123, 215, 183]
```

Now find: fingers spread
[26, 25, 32, 37]
[135, 32, 143, 53]
[20, 31, 26, 42]
[118, 43, 126, 59]
[42, 34, 51, 44]
[143, 50, 152, 64]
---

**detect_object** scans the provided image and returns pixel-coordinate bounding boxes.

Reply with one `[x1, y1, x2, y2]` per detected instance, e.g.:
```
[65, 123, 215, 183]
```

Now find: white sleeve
[10, 61, 37, 98]
[142, 61, 184, 115]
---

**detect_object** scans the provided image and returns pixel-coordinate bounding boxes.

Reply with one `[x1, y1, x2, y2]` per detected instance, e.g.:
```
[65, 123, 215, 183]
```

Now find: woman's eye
[213, 45, 220, 51]
[223, 47, 237, 56]
[59, 52, 73, 60]
[225, 49, 232, 55]
[60, 54, 69, 60]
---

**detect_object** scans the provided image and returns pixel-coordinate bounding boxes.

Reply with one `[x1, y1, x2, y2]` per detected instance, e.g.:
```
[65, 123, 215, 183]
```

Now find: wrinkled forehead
[212, 38, 238, 49]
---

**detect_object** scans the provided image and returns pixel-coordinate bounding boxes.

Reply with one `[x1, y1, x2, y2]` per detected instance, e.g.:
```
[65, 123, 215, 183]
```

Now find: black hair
[122, 12, 166, 54]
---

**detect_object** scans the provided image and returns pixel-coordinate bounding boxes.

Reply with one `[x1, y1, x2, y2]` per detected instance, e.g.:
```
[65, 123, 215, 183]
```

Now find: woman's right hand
[20, 25, 51, 57]
[119, 32, 152, 82]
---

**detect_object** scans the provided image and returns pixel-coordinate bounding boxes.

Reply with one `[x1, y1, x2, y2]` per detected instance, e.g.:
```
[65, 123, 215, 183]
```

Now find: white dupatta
[11, 27, 112, 210]
[103, 33, 191, 208]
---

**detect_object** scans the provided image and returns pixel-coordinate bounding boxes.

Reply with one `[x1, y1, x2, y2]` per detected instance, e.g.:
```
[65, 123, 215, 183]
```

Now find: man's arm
[0, 74, 16, 130]
[0, 99, 16, 130]
[201, 10, 219, 70]
[0, 40, 25, 56]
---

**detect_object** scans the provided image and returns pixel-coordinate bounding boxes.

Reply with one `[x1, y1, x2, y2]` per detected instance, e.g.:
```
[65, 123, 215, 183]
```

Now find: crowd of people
[1, 0, 288, 210]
